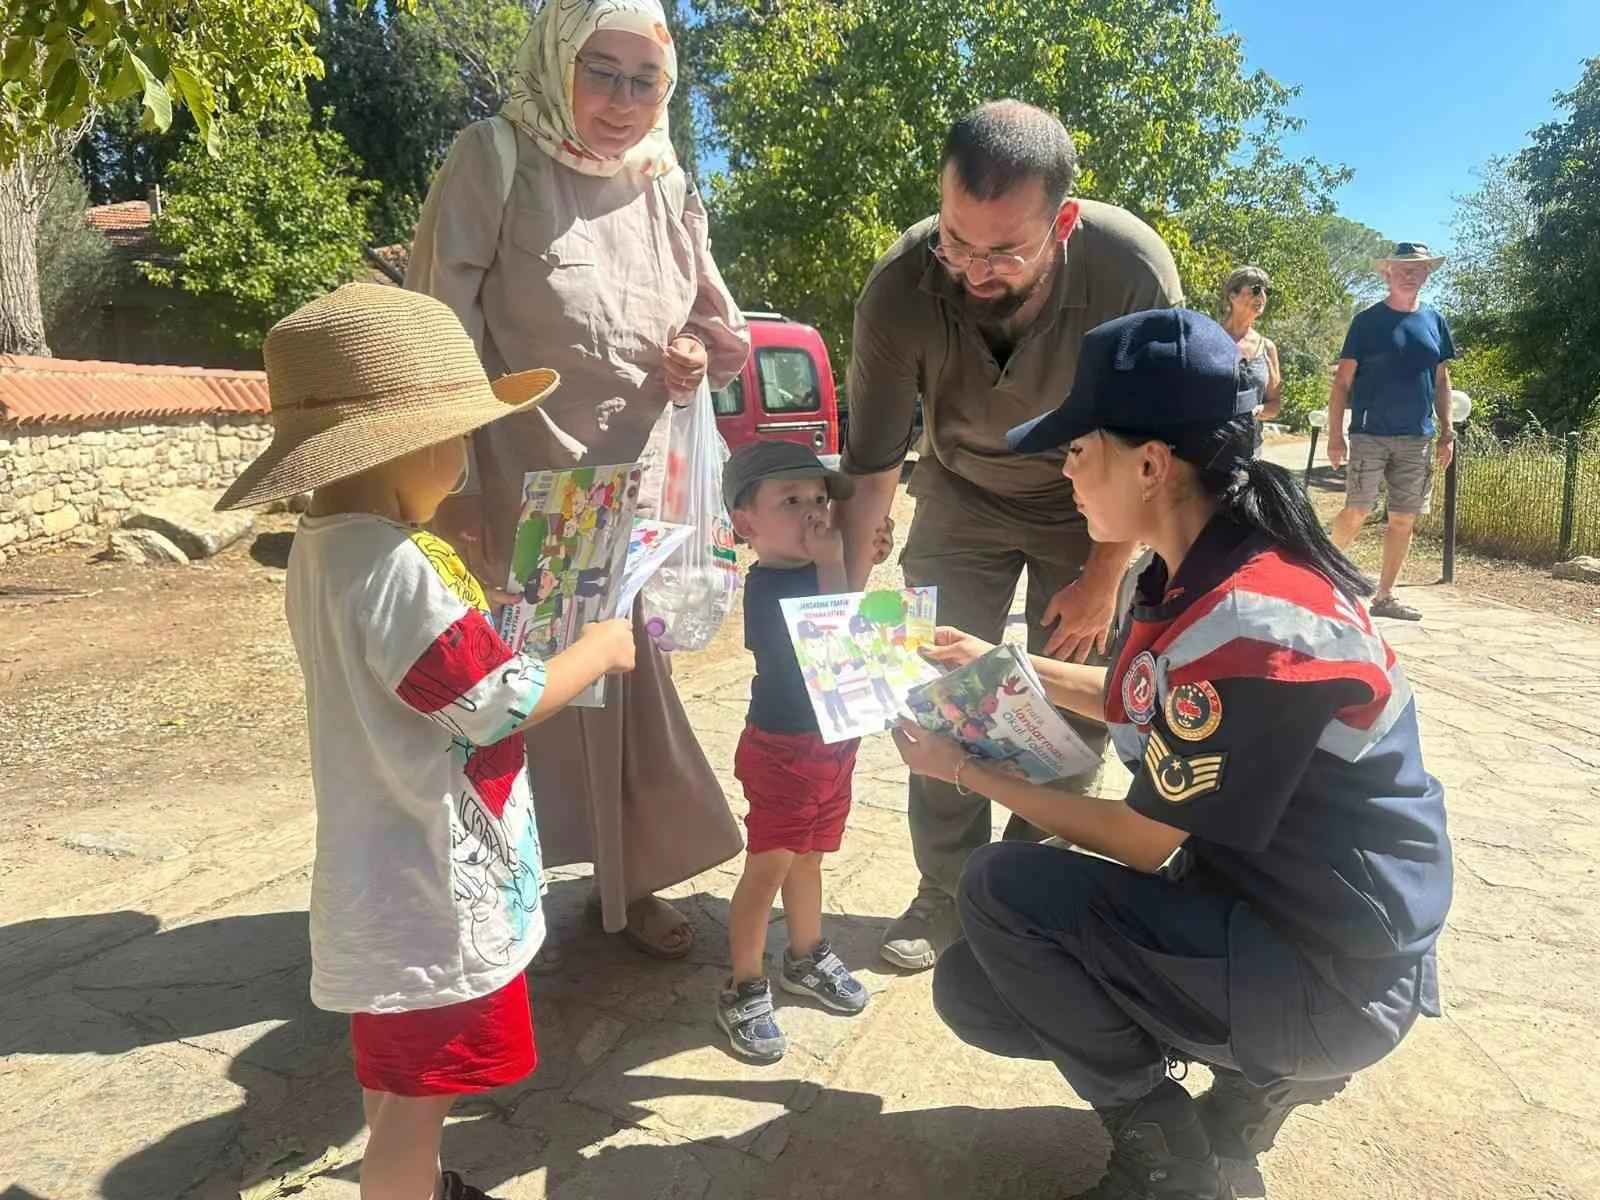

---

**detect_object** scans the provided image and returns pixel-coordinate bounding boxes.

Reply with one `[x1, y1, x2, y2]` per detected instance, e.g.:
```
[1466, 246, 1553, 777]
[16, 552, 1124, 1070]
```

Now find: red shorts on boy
[350, 972, 536, 1096]
[735, 726, 859, 855]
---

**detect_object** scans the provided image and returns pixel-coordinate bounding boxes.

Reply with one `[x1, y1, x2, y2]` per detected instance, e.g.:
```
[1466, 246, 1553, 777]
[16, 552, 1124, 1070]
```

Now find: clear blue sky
[1216, 0, 1600, 253]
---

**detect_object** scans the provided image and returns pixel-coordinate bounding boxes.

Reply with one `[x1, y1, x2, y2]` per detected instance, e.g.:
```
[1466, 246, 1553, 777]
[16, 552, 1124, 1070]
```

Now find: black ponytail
[1108, 418, 1375, 601]
[1210, 455, 1374, 599]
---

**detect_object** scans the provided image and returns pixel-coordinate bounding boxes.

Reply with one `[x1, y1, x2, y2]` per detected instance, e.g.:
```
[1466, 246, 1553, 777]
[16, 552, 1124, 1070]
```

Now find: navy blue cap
[1006, 308, 1258, 454]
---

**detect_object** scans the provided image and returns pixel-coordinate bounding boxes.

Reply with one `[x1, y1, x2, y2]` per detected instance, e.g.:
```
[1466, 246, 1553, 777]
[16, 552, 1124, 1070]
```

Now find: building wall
[0, 414, 271, 560]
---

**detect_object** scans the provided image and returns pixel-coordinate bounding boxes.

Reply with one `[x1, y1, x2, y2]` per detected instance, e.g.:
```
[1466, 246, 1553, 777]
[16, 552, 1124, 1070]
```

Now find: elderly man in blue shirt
[1325, 242, 1457, 621]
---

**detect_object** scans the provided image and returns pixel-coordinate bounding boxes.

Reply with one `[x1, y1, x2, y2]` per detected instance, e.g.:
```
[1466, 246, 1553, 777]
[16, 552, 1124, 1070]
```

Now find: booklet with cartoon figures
[777, 587, 940, 744]
[905, 643, 1098, 783]
[498, 463, 642, 707]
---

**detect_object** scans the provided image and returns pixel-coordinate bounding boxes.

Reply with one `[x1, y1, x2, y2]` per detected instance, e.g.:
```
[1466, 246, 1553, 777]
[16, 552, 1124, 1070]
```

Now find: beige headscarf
[502, 0, 679, 179]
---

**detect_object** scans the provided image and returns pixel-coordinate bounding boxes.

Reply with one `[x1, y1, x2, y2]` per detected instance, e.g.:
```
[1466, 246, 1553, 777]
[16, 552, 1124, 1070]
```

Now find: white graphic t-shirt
[286, 513, 548, 1014]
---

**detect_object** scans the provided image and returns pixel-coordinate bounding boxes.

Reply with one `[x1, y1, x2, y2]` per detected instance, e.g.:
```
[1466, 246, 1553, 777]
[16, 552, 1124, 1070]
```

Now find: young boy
[715, 440, 892, 1061]
[216, 284, 636, 1200]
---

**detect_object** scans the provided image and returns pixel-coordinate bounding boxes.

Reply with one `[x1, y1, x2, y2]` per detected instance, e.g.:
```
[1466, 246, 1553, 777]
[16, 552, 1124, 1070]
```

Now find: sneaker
[715, 977, 787, 1062]
[1072, 1080, 1233, 1199]
[441, 1170, 502, 1200]
[779, 938, 869, 1014]
[880, 885, 961, 971]
[1195, 1070, 1348, 1159]
[1370, 595, 1422, 621]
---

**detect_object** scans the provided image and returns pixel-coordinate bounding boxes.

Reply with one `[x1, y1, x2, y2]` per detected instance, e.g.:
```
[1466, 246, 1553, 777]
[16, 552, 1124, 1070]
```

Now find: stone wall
[0, 414, 271, 561]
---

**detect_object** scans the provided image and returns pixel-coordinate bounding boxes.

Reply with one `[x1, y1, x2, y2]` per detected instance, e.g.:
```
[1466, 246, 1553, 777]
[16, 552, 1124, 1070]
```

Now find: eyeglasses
[574, 56, 672, 106]
[1238, 282, 1271, 297]
[932, 222, 1056, 283]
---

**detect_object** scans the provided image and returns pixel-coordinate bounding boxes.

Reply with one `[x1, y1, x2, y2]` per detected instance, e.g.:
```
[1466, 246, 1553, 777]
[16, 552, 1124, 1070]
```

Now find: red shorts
[734, 725, 859, 855]
[350, 972, 536, 1097]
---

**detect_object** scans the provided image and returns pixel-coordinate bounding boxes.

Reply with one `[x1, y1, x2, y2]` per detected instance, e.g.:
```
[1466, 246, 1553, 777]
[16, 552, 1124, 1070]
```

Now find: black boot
[1070, 1078, 1234, 1199]
[1195, 1070, 1349, 1159]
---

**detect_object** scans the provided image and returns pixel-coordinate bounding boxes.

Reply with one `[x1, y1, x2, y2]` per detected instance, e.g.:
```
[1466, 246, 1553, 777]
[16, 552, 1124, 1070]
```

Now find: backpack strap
[491, 114, 518, 213]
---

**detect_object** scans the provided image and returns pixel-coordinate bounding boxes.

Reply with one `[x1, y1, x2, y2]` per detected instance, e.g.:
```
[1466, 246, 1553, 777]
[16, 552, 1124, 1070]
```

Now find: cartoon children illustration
[797, 620, 850, 733]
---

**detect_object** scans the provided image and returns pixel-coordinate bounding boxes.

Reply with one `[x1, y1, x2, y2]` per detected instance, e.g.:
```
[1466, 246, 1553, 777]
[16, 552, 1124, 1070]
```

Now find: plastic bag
[640, 381, 739, 651]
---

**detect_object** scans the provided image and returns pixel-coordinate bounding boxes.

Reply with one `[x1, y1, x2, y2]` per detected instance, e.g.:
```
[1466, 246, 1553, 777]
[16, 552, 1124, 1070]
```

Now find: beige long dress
[407, 118, 749, 933]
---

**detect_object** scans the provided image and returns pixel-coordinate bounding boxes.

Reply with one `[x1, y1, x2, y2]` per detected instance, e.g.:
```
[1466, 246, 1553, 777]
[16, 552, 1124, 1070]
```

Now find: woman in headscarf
[407, 0, 749, 959]
[1219, 266, 1282, 458]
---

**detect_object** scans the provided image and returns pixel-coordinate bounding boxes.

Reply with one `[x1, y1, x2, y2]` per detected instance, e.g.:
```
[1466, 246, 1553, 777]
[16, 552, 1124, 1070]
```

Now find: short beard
[960, 258, 1053, 327]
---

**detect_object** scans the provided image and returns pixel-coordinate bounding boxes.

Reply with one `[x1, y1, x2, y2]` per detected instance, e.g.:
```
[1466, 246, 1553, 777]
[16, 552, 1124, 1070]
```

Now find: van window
[757, 348, 821, 413]
[712, 375, 745, 416]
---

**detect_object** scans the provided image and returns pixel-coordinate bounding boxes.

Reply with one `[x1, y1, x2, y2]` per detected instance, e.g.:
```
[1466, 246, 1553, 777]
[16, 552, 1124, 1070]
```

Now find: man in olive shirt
[836, 101, 1183, 971]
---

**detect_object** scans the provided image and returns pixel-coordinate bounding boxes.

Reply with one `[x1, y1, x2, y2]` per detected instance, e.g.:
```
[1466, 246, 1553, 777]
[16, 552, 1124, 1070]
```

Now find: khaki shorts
[1346, 434, 1436, 516]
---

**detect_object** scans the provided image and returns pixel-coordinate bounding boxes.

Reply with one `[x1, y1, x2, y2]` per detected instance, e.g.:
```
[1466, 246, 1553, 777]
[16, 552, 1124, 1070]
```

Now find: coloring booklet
[777, 587, 940, 744]
[497, 463, 642, 707]
[615, 519, 696, 617]
[905, 643, 1098, 783]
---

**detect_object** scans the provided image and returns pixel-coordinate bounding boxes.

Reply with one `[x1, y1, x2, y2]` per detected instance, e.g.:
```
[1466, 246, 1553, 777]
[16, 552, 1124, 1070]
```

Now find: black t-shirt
[744, 562, 821, 735]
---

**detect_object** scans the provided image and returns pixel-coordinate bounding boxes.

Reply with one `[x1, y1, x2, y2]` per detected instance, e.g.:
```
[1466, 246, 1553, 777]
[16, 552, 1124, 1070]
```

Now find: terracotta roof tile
[0, 356, 270, 425]
[84, 200, 154, 252]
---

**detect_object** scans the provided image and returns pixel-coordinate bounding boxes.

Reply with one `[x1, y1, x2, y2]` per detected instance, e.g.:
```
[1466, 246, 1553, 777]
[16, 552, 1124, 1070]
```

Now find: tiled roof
[84, 201, 154, 253]
[0, 356, 270, 425]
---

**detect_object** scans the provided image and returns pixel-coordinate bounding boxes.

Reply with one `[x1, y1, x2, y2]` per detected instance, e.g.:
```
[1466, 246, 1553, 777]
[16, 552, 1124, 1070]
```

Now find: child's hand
[802, 508, 844, 566]
[580, 618, 637, 674]
[871, 514, 896, 566]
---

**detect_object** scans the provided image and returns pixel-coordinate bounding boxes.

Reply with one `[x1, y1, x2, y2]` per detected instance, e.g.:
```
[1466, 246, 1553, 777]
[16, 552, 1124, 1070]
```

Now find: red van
[713, 311, 840, 463]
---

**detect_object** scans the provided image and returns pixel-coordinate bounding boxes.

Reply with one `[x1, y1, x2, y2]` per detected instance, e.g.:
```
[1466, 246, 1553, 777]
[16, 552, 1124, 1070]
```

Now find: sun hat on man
[216, 284, 559, 512]
[1374, 241, 1446, 271]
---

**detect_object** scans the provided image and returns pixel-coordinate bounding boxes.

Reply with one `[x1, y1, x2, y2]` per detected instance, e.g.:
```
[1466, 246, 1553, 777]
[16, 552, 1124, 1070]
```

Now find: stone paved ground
[3, 502, 1599, 1199]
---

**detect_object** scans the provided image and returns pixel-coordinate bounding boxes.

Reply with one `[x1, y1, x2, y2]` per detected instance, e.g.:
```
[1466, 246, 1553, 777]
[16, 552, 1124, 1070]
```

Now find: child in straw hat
[218, 284, 635, 1200]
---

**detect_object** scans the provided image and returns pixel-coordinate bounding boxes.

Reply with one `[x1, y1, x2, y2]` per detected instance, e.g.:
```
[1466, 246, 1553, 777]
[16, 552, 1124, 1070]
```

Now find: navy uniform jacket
[1106, 518, 1453, 1060]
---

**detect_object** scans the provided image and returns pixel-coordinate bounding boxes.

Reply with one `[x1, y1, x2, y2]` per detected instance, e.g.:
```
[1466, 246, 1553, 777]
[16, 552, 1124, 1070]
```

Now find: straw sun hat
[1374, 240, 1446, 271]
[216, 284, 558, 512]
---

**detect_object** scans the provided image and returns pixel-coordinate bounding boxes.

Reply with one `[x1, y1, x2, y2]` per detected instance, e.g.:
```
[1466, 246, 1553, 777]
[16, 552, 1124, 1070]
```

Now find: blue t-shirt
[1340, 302, 1455, 437]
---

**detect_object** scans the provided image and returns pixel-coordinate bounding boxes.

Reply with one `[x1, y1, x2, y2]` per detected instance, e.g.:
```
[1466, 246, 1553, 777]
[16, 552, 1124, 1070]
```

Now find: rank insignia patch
[1121, 651, 1158, 726]
[1143, 728, 1226, 804]
[1164, 680, 1222, 742]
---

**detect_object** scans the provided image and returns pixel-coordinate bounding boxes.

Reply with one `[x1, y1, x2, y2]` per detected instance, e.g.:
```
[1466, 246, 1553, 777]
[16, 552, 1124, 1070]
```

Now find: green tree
[141, 107, 374, 351]
[310, 0, 529, 245]
[72, 96, 192, 203]
[0, 0, 398, 355]
[1505, 57, 1600, 429]
[683, 0, 1342, 376]
[35, 158, 118, 348]
[1318, 214, 1390, 306]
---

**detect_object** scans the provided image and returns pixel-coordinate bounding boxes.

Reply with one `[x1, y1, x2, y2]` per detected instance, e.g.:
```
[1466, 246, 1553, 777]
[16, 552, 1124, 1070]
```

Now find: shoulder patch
[1121, 651, 1158, 726]
[1164, 680, 1222, 742]
[409, 531, 488, 613]
[1144, 728, 1226, 805]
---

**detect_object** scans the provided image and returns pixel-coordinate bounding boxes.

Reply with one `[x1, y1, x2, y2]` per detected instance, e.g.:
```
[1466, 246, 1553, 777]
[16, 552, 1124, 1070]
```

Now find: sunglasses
[1238, 282, 1271, 297]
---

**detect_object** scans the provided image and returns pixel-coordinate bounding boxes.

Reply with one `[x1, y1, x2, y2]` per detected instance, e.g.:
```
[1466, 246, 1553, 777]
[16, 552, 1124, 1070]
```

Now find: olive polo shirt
[843, 198, 1183, 515]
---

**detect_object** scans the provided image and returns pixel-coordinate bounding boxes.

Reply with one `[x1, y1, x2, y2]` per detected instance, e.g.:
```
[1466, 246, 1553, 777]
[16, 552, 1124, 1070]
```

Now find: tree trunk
[0, 153, 51, 358]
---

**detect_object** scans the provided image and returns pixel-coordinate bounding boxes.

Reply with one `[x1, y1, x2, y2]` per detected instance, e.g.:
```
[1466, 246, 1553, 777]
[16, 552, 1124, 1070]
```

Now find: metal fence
[1418, 429, 1600, 563]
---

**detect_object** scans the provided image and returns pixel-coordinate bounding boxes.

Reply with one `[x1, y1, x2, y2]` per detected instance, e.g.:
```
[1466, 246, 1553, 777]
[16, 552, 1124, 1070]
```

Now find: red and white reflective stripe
[1317, 665, 1414, 762]
[1160, 589, 1394, 701]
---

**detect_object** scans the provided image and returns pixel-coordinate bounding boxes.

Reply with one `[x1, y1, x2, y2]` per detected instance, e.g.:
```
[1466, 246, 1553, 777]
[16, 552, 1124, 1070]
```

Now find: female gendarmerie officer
[892, 308, 1452, 1200]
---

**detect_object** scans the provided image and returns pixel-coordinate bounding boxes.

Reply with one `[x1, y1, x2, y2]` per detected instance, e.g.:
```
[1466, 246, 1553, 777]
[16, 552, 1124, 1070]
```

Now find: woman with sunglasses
[1220, 267, 1282, 458]
[408, 0, 749, 961]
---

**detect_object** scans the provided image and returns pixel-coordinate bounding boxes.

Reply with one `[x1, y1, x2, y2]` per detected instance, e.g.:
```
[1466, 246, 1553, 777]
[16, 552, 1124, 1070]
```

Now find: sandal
[1370, 595, 1423, 621]
[623, 895, 695, 959]
[588, 890, 696, 959]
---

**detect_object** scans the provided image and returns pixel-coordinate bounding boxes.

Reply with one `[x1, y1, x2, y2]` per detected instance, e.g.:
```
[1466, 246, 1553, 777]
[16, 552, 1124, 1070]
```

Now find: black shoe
[441, 1170, 502, 1200]
[1195, 1070, 1349, 1159]
[1071, 1079, 1233, 1199]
